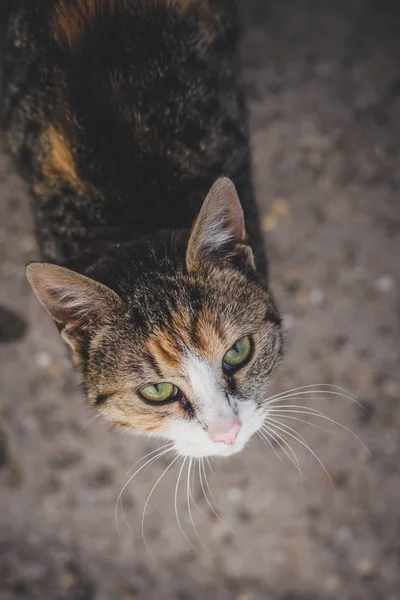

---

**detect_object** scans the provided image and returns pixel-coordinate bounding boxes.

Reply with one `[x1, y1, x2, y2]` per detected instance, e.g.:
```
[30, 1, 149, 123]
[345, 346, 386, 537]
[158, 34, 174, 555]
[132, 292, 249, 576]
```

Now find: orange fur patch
[43, 125, 81, 189]
[52, 0, 125, 47]
[194, 308, 228, 357]
[147, 330, 183, 372]
[145, 305, 229, 375]
[51, 0, 205, 48]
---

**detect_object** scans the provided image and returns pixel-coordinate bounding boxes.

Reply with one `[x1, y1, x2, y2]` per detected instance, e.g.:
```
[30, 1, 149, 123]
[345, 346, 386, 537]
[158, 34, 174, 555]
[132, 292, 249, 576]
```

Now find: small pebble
[324, 575, 341, 593]
[356, 557, 375, 578]
[61, 572, 77, 588]
[49, 449, 82, 470]
[282, 314, 296, 330]
[46, 361, 62, 376]
[271, 197, 290, 216]
[35, 352, 52, 369]
[374, 275, 395, 293]
[307, 150, 322, 166]
[8, 457, 24, 487]
[335, 526, 352, 544]
[227, 486, 242, 503]
[382, 380, 399, 398]
[309, 288, 324, 306]
[262, 215, 278, 232]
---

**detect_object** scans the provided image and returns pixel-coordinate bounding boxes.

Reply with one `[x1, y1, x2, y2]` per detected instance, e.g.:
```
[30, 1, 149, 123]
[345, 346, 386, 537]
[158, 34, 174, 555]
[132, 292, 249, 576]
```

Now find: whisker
[186, 458, 208, 551]
[266, 407, 369, 452]
[265, 412, 333, 436]
[263, 417, 310, 448]
[264, 393, 351, 405]
[256, 430, 285, 467]
[263, 389, 362, 408]
[202, 458, 222, 513]
[187, 459, 208, 519]
[80, 412, 102, 432]
[199, 459, 232, 532]
[115, 444, 174, 538]
[141, 453, 181, 553]
[263, 419, 334, 488]
[174, 457, 197, 551]
[259, 426, 305, 487]
[116, 442, 174, 534]
[206, 456, 216, 477]
[262, 383, 357, 405]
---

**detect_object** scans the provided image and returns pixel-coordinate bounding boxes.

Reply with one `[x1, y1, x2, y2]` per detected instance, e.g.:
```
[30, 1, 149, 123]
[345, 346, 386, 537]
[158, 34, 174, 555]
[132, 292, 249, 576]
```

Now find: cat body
[3, 0, 265, 271]
[2, 0, 283, 458]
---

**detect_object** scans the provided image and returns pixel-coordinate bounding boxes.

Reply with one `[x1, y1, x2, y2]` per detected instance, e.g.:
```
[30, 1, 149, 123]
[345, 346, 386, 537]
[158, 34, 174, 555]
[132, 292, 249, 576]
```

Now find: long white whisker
[199, 459, 232, 532]
[141, 453, 180, 553]
[263, 389, 362, 408]
[202, 458, 222, 513]
[264, 394, 351, 405]
[175, 457, 196, 550]
[265, 412, 333, 435]
[116, 442, 174, 534]
[188, 459, 208, 519]
[263, 417, 310, 447]
[186, 458, 208, 551]
[119, 442, 174, 490]
[263, 419, 334, 487]
[115, 444, 174, 538]
[260, 426, 304, 487]
[262, 383, 357, 404]
[256, 430, 285, 466]
[266, 407, 369, 452]
[206, 456, 215, 477]
[80, 413, 102, 432]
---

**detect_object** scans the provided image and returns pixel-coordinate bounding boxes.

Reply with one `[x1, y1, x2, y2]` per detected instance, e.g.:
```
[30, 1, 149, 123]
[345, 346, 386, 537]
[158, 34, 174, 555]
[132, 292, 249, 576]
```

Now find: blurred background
[0, 0, 399, 598]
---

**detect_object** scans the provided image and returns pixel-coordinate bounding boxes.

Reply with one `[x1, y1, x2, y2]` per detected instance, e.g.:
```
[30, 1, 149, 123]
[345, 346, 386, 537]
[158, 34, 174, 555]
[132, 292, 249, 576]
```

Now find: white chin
[174, 437, 247, 459]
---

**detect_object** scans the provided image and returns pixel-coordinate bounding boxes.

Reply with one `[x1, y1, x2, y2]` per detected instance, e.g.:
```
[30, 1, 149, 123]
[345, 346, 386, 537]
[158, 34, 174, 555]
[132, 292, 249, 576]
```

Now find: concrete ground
[0, 1, 399, 598]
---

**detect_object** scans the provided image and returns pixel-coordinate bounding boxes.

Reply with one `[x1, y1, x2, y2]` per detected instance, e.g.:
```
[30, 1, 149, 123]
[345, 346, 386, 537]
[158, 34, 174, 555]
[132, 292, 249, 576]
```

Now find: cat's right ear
[186, 177, 255, 272]
[26, 263, 121, 350]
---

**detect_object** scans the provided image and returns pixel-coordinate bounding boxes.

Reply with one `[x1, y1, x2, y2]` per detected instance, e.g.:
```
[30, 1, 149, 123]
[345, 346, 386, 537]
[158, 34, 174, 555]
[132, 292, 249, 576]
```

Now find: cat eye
[139, 382, 178, 404]
[223, 336, 253, 372]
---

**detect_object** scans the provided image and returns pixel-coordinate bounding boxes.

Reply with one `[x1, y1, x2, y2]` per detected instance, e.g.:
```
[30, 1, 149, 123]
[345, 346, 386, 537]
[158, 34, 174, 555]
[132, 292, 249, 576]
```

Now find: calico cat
[2, 0, 283, 458]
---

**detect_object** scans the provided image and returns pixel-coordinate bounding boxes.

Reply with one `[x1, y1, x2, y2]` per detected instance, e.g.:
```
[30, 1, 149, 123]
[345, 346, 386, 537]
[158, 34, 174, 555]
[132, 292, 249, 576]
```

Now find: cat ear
[26, 263, 121, 349]
[186, 177, 255, 272]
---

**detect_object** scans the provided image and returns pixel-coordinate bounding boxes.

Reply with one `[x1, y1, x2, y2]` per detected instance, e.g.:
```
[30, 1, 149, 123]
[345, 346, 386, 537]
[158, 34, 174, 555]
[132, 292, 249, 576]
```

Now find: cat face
[26, 178, 283, 458]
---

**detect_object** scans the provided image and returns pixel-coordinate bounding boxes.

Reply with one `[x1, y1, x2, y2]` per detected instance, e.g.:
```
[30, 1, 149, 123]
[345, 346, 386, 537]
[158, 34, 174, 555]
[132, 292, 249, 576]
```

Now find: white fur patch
[158, 352, 265, 458]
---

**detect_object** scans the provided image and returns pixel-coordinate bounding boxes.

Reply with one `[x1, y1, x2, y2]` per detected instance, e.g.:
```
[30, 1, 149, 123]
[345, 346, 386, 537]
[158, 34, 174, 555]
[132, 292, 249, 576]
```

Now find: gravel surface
[1, 1, 399, 598]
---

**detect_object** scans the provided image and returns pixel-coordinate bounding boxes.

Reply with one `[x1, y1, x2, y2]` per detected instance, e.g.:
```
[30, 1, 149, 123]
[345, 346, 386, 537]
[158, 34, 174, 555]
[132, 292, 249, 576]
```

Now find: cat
[2, 0, 283, 458]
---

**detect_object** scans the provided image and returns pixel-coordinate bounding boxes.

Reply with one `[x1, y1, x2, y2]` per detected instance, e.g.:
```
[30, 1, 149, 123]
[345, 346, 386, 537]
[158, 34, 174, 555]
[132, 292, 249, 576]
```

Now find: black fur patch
[95, 393, 110, 406]
[2, 0, 267, 276]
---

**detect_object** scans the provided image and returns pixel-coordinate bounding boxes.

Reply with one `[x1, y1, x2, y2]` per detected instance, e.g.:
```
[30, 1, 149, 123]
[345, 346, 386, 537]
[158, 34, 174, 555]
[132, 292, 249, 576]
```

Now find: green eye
[223, 336, 253, 370]
[139, 382, 176, 403]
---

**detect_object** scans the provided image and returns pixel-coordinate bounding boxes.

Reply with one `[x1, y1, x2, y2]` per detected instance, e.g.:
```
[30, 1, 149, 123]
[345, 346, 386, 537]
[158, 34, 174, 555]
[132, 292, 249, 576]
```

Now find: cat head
[26, 178, 283, 458]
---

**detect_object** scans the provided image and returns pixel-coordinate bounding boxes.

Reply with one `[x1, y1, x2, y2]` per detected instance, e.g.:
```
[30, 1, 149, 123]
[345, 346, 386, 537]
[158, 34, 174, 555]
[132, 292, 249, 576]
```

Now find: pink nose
[208, 420, 242, 445]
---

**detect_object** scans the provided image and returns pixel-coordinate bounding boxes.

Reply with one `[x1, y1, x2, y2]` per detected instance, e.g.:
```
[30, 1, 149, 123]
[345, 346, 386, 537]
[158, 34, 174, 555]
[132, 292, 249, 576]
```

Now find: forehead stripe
[143, 351, 164, 379]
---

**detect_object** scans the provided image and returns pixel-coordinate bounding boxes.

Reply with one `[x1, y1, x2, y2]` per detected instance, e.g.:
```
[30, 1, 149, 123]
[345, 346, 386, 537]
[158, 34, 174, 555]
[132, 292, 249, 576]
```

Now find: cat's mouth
[164, 402, 263, 458]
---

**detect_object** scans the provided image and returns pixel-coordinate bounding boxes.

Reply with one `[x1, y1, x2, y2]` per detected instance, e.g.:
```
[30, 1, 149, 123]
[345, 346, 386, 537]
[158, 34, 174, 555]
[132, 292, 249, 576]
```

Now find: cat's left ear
[186, 177, 255, 272]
